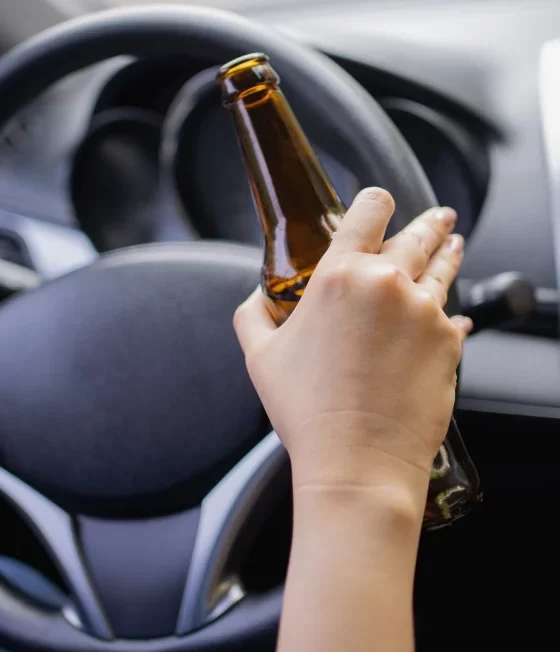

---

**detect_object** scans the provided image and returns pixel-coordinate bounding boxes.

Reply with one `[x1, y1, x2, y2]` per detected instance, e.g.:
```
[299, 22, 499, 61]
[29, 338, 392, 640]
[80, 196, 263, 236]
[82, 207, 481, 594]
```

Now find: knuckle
[316, 257, 355, 298]
[410, 214, 441, 247]
[445, 251, 463, 274]
[424, 213, 444, 237]
[320, 258, 407, 303]
[431, 275, 448, 305]
[402, 230, 429, 263]
[443, 241, 463, 277]
[450, 249, 463, 273]
[355, 187, 395, 213]
[425, 221, 446, 249]
[415, 289, 439, 320]
[441, 320, 463, 362]
[372, 265, 403, 289]
[370, 263, 404, 297]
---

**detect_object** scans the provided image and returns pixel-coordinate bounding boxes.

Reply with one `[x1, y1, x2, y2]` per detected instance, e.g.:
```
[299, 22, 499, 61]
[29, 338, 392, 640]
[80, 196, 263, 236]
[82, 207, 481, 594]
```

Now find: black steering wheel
[0, 5, 458, 651]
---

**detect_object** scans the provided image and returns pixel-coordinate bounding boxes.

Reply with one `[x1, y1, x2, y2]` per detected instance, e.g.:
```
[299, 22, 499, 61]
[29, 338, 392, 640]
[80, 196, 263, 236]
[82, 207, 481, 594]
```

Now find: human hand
[234, 188, 471, 495]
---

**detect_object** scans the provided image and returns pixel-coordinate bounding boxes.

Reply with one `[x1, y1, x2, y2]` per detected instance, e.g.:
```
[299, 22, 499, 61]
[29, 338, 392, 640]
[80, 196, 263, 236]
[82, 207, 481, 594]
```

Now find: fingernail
[434, 207, 457, 227]
[449, 234, 464, 252]
[459, 316, 474, 333]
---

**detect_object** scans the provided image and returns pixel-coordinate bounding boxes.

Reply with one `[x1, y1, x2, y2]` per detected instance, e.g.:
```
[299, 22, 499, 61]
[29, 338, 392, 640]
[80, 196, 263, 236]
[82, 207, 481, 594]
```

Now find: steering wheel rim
[0, 5, 460, 651]
[0, 5, 442, 229]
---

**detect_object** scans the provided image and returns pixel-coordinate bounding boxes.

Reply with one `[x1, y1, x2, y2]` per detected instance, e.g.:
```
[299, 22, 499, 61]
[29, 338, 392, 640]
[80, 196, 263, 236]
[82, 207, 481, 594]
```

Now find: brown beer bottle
[217, 53, 345, 323]
[217, 53, 481, 529]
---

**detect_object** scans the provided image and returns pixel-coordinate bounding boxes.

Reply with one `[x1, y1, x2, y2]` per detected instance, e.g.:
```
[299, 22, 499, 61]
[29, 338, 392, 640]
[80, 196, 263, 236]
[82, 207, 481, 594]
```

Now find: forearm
[277, 478, 427, 652]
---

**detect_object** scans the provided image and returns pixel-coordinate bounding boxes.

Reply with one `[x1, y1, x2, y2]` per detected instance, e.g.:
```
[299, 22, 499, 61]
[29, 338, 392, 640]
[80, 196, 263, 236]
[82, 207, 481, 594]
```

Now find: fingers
[380, 206, 457, 280]
[416, 234, 464, 307]
[451, 315, 473, 342]
[233, 287, 277, 354]
[328, 187, 395, 256]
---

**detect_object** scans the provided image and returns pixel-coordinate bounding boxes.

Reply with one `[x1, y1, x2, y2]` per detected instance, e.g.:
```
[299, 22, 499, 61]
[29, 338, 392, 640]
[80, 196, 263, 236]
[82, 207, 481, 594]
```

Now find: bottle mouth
[217, 52, 270, 77]
[217, 53, 279, 106]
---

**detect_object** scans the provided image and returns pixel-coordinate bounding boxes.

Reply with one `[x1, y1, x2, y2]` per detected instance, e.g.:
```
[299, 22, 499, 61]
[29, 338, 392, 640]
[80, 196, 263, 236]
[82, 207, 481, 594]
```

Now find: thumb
[327, 187, 395, 257]
[233, 287, 277, 354]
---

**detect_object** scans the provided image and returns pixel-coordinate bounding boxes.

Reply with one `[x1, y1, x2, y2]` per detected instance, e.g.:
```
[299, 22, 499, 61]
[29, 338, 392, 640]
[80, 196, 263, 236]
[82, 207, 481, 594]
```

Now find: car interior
[0, 0, 559, 650]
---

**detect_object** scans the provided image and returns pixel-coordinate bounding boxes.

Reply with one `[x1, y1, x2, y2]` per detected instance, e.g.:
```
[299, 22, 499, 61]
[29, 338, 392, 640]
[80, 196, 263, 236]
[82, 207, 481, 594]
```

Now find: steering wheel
[0, 5, 460, 651]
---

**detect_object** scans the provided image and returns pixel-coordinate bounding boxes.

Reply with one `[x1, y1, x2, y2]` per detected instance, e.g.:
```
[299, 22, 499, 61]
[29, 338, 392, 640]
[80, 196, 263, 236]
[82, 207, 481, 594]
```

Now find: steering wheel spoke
[76, 506, 201, 639]
[0, 468, 113, 640]
[176, 431, 287, 635]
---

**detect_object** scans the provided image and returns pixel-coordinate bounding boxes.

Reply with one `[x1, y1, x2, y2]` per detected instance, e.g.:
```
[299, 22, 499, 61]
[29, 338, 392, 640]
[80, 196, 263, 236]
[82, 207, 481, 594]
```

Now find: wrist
[290, 481, 426, 583]
[293, 478, 427, 537]
[286, 414, 436, 493]
[290, 436, 432, 516]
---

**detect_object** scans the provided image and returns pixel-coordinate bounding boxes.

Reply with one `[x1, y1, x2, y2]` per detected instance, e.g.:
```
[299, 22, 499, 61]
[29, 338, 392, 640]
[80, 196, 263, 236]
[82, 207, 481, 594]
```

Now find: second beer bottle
[217, 53, 480, 529]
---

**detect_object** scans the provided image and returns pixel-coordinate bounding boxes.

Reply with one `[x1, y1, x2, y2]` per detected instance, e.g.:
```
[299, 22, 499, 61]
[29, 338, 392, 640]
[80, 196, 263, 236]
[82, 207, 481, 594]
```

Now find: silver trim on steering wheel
[0, 467, 113, 640]
[175, 430, 288, 635]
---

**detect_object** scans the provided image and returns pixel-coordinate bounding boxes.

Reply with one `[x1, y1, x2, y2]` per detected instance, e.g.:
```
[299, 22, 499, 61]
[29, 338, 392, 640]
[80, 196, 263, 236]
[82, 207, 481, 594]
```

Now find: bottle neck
[230, 87, 345, 277]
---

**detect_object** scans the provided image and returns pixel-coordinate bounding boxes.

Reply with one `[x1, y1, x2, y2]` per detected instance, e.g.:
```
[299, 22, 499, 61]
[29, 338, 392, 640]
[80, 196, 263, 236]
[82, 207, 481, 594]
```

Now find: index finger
[380, 206, 457, 280]
[417, 234, 464, 306]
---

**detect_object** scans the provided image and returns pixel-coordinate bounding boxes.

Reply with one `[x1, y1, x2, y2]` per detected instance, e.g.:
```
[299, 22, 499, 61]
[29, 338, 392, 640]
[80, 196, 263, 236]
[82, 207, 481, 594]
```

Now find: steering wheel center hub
[0, 243, 265, 516]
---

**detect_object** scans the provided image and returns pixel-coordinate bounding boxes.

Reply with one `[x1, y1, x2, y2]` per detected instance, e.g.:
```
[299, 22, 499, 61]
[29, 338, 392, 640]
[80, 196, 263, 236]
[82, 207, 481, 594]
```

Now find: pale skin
[233, 187, 472, 652]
